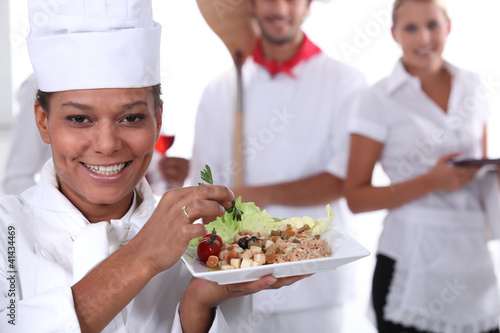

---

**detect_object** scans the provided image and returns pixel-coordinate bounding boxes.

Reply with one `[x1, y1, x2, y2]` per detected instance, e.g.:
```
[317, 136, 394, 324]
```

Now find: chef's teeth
[84, 163, 126, 175]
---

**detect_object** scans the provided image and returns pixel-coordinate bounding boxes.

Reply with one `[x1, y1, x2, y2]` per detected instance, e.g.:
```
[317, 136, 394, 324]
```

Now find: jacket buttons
[34, 244, 54, 260]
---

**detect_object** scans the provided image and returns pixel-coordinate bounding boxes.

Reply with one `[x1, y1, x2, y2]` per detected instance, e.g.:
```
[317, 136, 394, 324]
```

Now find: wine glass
[154, 134, 175, 155]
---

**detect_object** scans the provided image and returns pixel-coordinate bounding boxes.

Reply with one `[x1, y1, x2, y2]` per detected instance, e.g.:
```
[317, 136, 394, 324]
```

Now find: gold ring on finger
[182, 205, 196, 222]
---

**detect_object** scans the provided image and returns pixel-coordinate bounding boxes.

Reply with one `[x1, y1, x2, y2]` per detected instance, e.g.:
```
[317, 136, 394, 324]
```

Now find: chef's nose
[92, 122, 122, 155]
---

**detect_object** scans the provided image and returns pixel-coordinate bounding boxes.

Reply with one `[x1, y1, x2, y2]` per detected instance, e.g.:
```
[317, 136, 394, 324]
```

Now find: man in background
[190, 0, 367, 331]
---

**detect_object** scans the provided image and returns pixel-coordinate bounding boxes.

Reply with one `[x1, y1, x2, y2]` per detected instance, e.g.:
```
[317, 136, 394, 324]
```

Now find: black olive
[249, 236, 260, 243]
[238, 236, 250, 249]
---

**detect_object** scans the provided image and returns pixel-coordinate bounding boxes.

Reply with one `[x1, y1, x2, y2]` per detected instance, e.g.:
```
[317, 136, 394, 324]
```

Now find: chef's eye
[122, 114, 144, 123]
[67, 115, 90, 123]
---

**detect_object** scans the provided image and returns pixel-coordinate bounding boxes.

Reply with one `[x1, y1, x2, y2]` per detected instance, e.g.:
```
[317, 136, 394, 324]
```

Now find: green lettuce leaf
[188, 199, 333, 251]
[188, 197, 279, 248]
[278, 204, 334, 235]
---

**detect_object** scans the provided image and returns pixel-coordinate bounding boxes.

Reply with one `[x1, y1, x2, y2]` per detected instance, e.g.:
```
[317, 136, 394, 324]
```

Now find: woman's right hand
[427, 153, 481, 192]
[130, 185, 234, 277]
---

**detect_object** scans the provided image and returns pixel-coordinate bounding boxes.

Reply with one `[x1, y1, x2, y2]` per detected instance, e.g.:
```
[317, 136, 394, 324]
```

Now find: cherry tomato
[197, 228, 222, 263]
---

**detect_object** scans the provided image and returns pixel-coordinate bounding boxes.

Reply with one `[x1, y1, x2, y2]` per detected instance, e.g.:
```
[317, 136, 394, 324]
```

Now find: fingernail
[266, 278, 277, 286]
[229, 190, 235, 199]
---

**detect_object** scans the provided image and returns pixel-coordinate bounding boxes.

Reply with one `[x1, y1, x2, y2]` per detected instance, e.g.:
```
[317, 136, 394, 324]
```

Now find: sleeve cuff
[349, 118, 386, 143]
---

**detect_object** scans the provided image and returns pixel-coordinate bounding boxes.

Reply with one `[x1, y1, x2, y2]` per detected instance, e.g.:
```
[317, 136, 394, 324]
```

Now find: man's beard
[256, 17, 302, 46]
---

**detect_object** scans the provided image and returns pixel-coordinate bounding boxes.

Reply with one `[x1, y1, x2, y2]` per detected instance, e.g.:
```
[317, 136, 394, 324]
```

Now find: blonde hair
[392, 0, 449, 26]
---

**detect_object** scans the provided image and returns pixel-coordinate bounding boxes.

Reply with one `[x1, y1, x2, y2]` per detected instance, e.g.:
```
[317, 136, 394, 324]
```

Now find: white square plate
[181, 224, 370, 285]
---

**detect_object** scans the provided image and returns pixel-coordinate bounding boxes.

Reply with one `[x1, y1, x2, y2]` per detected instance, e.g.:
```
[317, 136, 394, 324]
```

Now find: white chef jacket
[349, 60, 500, 332]
[190, 51, 367, 313]
[2, 73, 51, 195]
[0, 160, 244, 332]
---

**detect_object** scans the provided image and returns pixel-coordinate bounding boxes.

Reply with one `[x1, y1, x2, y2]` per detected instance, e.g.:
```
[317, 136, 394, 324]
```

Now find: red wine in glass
[155, 135, 175, 155]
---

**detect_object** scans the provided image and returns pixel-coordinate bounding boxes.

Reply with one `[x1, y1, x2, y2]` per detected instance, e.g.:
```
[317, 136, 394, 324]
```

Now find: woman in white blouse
[346, 0, 500, 332]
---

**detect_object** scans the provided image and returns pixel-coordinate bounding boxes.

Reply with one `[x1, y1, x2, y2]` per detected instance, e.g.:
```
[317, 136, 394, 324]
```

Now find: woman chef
[0, 0, 306, 332]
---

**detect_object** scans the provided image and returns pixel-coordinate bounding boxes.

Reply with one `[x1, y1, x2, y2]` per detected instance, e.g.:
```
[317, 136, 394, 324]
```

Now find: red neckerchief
[252, 34, 322, 78]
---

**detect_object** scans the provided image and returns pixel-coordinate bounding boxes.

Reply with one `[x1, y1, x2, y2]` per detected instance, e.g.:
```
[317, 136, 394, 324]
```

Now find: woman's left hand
[179, 274, 312, 332]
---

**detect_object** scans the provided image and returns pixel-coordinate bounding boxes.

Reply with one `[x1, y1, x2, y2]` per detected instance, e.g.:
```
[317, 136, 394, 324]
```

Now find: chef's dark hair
[36, 84, 163, 113]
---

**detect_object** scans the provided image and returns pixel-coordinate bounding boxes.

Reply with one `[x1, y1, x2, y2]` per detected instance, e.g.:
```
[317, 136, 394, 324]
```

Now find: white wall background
[0, 0, 12, 128]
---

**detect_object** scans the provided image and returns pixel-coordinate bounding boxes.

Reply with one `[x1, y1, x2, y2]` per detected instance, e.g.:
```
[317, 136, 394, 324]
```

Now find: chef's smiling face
[249, 0, 311, 45]
[35, 87, 162, 221]
[392, 0, 450, 73]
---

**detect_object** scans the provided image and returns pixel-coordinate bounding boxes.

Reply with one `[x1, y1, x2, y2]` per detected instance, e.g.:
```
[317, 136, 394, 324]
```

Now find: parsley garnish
[199, 164, 244, 221]
[198, 165, 213, 185]
[226, 201, 243, 221]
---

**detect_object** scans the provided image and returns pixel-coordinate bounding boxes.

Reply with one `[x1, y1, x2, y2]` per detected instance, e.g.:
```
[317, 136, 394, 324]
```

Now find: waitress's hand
[179, 274, 312, 332]
[428, 153, 481, 192]
[131, 185, 234, 275]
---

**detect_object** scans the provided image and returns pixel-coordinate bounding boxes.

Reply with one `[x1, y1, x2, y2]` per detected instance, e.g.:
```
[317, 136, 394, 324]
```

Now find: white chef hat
[26, 0, 161, 92]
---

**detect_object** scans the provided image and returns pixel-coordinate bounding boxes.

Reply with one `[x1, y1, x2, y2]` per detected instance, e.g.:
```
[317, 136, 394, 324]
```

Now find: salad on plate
[188, 197, 335, 270]
[180, 165, 370, 284]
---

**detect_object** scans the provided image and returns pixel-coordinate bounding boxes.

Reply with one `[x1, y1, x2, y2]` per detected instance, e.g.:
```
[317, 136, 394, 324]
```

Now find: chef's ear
[155, 101, 163, 142]
[35, 100, 51, 144]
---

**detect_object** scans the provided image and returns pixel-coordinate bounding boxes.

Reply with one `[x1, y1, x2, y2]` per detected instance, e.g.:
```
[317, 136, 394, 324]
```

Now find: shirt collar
[386, 58, 460, 95]
[20, 159, 157, 276]
[117, 190, 138, 223]
[252, 33, 322, 78]
[385, 59, 418, 94]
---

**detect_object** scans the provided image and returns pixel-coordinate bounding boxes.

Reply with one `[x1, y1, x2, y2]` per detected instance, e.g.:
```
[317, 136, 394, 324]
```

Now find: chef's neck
[260, 31, 305, 63]
[81, 195, 134, 224]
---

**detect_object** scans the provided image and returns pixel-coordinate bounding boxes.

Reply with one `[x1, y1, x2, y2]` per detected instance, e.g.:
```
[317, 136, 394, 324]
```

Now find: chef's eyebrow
[61, 100, 148, 110]
[61, 102, 92, 110]
[122, 101, 148, 109]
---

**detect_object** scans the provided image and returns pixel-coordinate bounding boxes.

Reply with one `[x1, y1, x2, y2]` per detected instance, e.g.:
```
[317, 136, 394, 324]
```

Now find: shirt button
[40, 249, 53, 260]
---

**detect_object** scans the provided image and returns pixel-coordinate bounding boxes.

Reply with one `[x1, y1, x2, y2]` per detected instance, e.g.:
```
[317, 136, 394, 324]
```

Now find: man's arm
[233, 172, 343, 208]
